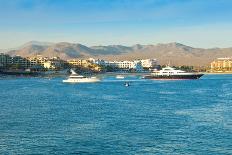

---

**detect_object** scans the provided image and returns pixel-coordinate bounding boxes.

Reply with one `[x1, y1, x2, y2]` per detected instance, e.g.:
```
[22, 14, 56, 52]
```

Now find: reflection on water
[0, 75, 232, 154]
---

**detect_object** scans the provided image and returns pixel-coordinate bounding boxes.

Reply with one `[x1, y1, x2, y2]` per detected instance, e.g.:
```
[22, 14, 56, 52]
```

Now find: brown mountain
[7, 41, 232, 66]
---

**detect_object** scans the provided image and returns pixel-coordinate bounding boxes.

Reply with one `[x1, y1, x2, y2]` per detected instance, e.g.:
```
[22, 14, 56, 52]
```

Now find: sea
[0, 74, 231, 155]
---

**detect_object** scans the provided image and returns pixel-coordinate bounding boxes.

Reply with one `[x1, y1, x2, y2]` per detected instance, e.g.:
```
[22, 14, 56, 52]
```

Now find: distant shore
[203, 72, 232, 75]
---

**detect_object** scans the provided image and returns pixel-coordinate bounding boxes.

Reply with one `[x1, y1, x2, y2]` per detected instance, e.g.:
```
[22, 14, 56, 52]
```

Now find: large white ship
[63, 69, 100, 83]
[143, 66, 204, 80]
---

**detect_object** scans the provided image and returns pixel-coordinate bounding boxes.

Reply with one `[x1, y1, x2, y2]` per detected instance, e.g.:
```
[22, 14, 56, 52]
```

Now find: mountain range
[5, 41, 232, 66]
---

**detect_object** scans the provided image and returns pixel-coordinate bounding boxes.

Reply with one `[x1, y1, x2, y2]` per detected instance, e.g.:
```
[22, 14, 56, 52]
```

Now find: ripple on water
[175, 102, 232, 130]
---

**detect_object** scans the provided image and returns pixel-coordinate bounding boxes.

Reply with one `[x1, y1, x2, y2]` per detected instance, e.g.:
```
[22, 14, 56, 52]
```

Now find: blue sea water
[0, 75, 232, 155]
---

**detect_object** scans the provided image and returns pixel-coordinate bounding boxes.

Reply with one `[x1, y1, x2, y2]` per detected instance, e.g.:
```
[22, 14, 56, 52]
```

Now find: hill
[7, 41, 232, 66]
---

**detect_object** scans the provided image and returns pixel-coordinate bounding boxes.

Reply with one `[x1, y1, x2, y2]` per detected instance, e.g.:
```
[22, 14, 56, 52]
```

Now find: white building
[43, 57, 64, 70]
[105, 60, 143, 70]
[89, 58, 158, 70]
[115, 61, 135, 69]
[140, 59, 158, 68]
[92, 59, 106, 66]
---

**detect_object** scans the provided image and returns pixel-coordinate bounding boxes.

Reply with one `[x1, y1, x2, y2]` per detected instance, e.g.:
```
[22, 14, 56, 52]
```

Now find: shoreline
[1, 72, 232, 79]
[203, 72, 232, 75]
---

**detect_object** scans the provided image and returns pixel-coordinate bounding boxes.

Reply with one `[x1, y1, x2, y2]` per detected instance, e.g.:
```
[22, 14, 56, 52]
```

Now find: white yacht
[116, 75, 125, 79]
[63, 69, 100, 83]
[143, 66, 204, 80]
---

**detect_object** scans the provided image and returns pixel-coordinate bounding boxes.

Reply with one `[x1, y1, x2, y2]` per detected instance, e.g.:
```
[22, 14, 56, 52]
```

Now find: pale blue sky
[0, 0, 232, 49]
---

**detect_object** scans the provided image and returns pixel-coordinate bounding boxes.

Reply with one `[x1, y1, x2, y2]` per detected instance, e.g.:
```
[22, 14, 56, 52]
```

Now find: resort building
[43, 57, 65, 70]
[67, 59, 82, 66]
[0, 53, 12, 68]
[27, 55, 49, 67]
[67, 58, 102, 72]
[210, 57, 232, 72]
[43, 61, 58, 69]
[0, 53, 66, 70]
[89, 58, 158, 70]
[0, 53, 32, 69]
[25, 55, 64, 70]
[11, 55, 31, 68]
[114, 61, 136, 69]
[67, 59, 91, 68]
[140, 59, 158, 68]
[1, 53, 158, 72]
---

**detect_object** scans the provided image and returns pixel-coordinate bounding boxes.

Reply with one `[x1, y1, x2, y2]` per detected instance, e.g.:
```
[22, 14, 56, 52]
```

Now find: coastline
[203, 72, 232, 75]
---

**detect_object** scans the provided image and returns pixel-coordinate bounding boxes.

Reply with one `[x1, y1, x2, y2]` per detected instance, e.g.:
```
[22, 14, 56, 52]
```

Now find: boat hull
[143, 74, 204, 80]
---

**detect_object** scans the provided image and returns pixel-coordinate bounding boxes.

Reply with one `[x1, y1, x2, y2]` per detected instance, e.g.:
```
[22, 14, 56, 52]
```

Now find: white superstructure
[151, 66, 192, 76]
[143, 66, 204, 79]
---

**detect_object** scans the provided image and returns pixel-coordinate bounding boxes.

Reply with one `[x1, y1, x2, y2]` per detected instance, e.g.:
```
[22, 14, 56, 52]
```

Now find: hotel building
[0, 53, 65, 70]
[91, 58, 158, 70]
[67, 59, 91, 68]
[0, 53, 12, 68]
[210, 57, 232, 72]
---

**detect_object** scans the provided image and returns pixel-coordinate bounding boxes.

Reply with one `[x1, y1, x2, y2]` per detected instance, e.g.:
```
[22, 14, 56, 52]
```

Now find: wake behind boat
[63, 69, 100, 83]
[143, 66, 204, 80]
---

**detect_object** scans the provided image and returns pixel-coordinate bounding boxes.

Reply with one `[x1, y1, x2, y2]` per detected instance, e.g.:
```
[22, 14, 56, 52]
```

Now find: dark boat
[143, 66, 204, 80]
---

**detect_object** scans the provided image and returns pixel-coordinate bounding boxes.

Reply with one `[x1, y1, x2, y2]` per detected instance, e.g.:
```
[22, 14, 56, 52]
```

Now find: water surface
[0, 75, 232, 154]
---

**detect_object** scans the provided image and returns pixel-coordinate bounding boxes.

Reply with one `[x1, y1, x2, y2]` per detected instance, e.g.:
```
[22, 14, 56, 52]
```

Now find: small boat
[143, 66, 204, 80]
[63, 69, 100, 83]
[116, 75, 125, 79]
[124, 82, 130, 87]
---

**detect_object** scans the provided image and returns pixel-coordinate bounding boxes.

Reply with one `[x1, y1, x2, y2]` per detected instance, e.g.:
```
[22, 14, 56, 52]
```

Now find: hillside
[7, 41, 232, 66]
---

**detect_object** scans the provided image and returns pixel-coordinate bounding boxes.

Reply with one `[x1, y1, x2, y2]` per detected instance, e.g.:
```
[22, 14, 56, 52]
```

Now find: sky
[0, 0, 232, 49]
